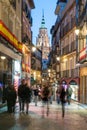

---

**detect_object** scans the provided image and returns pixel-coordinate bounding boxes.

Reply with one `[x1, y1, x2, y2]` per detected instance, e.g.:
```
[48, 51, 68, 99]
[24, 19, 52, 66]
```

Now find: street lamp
[1, 56, 6, 60]
[48, 69, 51, 73]
[32, 46, 36, 52]
[75, 28, 80, 64]
[56, 56, 60, 61]
[75, 28, 80, 36]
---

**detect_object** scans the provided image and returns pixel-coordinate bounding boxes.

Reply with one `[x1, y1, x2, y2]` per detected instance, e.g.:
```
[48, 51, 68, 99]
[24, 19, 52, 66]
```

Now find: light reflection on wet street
[0, 102, 87, 130]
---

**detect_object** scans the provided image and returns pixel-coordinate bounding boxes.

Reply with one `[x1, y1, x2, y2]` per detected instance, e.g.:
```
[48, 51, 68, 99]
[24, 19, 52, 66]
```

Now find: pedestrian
[60, 86, 68, 118]
[33, 85, 39, 106]
[41, 85, 50, 116]
[18, 79, 26, 113]
[23, 82, 32, 114]
[67, 86, 73, 105]
[56, 87, 61, 104]
[38, 86, 41, 101]
[0, 86, 3, 102]
[49, 86, 54, 104]
[4, 83, 17, 113]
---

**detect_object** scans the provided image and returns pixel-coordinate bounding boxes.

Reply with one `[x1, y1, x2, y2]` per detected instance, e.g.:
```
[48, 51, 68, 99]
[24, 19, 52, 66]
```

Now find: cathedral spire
[41, 10, 45, 28]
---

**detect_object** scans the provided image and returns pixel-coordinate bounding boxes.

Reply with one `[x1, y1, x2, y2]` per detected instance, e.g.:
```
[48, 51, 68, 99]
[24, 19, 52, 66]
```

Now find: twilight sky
[32, 0, 57, 45]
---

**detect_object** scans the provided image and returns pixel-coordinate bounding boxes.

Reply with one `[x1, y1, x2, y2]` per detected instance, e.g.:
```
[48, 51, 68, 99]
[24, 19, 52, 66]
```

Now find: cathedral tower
[36, 12, 50, 70]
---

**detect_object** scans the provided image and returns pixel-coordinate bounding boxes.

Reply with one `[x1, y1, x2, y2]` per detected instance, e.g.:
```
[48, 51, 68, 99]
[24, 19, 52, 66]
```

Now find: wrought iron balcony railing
[60, 16, 76, 38]
[61, 40, 76, 56]
[60, 68, 79, 78]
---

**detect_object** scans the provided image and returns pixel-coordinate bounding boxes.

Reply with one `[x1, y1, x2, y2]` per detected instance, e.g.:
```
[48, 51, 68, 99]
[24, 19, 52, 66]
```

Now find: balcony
[22, 33, 31, 44]
[23, 1, 32, 26]
[62, 45, 69, 55]
[78, 1, 87, 25]
[60, 16, 76, 38]
[71, 17, 76, 28]
[61, 68, 79, 78]
[71, 40, 76, 52]
[61, 40, 76, 56]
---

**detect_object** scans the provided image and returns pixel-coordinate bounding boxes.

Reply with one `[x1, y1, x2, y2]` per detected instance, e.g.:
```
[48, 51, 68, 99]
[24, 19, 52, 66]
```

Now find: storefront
[60, 78, 79, 101]
[13, 60, 21, 91]
[80, 67, 87, 104]
[0, 53, 12, 87]
[0, 53, 12, 103]
[69, 80, 79, 101]
[0, 41, 22, 103]
[0, 20, 22, 103]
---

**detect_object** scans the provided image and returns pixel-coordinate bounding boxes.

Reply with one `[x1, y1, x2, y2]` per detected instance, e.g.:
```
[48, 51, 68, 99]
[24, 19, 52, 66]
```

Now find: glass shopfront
[80, 68, 87, 104]
[13, 60, 21, 91]
[0, 54, 12, 103]
[69, 81, 79, 101]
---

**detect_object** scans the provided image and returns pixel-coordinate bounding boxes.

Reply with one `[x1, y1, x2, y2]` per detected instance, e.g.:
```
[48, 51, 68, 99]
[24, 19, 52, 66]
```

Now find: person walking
[60, 86, 68, 118]
[67, 86, 73, 105]
[49, 86, 54, 104]
[41, 85, 50, 116]
[56, 87, 61, 104]
[4, 83, 17, 113]
[23, 82, 32, 114]
[33, 85, 39, 106]
[18, 79, 26, 113]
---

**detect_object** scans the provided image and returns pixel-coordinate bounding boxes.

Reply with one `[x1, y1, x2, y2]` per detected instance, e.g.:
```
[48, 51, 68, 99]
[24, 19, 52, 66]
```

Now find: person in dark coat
[18, 79, 26, 112]
[41, 85, 50, 116]
[60, 86, 68, 118]
[23, 83, 32, 114]
[56, 87, 61, 104]
[67, 86, 73, 105]
[33, 85, 39, 106]
[4, 83, 17, 113]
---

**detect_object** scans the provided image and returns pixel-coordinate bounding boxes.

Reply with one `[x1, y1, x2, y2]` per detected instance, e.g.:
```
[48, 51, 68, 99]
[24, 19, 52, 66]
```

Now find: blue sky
[32, 0, 57, 45]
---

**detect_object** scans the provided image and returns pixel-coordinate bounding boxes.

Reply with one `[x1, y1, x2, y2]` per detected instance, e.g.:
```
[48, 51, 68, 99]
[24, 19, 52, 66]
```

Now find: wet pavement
[0, 101, 87, 130]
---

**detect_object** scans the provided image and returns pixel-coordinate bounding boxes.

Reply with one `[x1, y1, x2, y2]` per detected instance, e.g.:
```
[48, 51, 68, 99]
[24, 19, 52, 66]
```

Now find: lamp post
[32, 46, 36, 52]
[56, 56, 60, 61]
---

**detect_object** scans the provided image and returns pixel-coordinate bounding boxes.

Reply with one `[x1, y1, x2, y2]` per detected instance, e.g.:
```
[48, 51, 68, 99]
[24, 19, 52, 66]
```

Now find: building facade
[0, 0, 22, 92]
[51, 0, 80, 101]
[21, 0, 35, 86]
[0, 0, 35, 102]
[76, 0, 87, 104]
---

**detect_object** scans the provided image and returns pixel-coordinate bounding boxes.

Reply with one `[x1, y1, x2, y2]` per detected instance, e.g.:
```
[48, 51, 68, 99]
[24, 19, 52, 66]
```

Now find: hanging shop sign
[0, 20, 22, 53]
[22, 62, 30, 73]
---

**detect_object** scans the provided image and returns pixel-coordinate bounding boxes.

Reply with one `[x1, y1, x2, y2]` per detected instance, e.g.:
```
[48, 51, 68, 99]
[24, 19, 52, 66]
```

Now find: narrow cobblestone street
[0, 0, 87, 130]
[0, 101, 87, 130]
